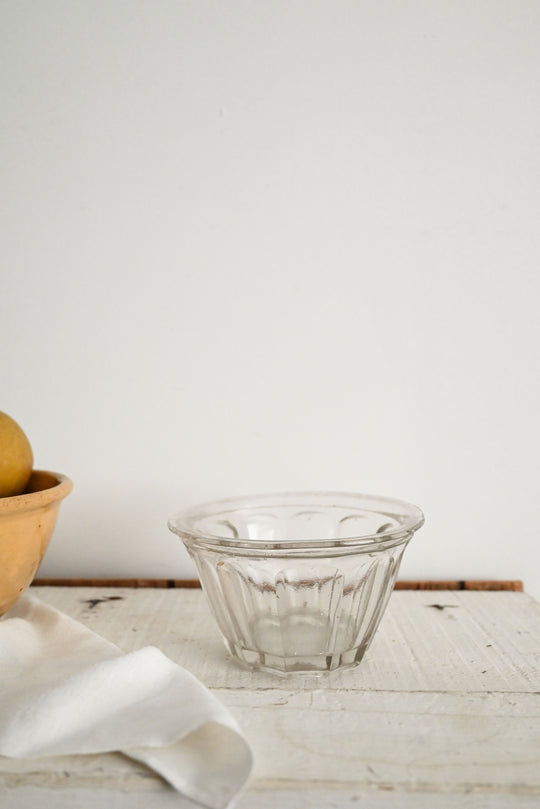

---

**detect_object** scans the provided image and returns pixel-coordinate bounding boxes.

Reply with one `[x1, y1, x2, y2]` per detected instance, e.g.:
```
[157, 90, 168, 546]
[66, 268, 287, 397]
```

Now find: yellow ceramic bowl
[0, 470, 72, 615]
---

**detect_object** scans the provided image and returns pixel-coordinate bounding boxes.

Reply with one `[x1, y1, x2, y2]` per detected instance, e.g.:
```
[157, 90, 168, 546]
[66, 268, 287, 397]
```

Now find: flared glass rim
[168, 490, 425, 551]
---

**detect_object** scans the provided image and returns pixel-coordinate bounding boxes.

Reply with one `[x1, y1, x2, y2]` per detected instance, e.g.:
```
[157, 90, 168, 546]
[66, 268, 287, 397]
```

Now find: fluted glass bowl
[168, 491, 424, 674]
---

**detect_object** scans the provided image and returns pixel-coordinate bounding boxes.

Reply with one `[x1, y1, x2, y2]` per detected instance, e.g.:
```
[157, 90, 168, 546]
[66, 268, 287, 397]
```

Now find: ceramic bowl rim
[0, 470, 73, 514]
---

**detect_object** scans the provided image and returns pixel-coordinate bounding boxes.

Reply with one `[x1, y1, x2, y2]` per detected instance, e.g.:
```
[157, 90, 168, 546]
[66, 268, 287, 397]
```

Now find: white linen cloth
[0, 595, 252, 808]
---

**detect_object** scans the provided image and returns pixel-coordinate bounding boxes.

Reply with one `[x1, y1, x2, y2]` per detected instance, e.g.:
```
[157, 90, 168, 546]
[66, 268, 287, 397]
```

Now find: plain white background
[2, 1, 539, 599]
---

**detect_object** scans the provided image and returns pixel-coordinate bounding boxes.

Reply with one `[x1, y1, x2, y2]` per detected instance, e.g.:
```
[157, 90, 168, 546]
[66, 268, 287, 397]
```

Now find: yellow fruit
[0, 412, 34, 498]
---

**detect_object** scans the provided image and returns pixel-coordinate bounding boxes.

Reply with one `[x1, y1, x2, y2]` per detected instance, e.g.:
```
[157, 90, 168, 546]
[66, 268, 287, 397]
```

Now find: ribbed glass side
[193, 545, 406, 674]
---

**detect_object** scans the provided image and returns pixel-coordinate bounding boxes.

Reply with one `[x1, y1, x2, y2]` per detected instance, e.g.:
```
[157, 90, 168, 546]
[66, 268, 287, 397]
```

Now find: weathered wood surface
[1, 587, 539, 808]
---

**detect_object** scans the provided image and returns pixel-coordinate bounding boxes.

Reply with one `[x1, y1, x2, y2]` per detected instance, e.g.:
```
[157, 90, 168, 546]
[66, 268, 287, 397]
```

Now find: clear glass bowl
[168, 491, 424, 675]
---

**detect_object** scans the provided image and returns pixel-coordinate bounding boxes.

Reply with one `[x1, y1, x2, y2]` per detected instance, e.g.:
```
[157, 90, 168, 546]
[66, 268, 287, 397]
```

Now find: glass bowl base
[224, 638, 369, 675]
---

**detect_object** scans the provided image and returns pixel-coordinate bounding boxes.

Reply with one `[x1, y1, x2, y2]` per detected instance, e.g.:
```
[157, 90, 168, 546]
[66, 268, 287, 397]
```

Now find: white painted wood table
[1, 586, 539, 808]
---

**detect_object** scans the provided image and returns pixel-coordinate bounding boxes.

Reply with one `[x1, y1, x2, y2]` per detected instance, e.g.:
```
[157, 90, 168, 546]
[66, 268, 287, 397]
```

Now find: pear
[0, 412, 34, 497]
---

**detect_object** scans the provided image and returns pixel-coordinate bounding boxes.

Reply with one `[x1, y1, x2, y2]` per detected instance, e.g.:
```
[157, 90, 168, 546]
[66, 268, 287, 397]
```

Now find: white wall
[2, 0, 539, 598]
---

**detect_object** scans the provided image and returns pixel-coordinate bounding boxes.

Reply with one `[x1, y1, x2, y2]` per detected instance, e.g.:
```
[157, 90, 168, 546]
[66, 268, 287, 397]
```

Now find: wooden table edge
[32, 578, 524, 591]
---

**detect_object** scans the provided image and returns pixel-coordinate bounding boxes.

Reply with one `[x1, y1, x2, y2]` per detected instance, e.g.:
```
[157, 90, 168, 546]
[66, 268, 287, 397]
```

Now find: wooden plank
[2, 689, 539, 800]
[32, 578, 524, 591]
[3, 784, 539, 809]
[2, 682, 540, 804]
[32, 578, 198, 588]
[244, 788, 539, 809]
[463, 580, 524, 591]
[0, 788, 193, 809]
[396, 580, 524, 591]
[227, 689, 540, 791]
[26, 587, 540, 694]
[2, 587, 537, 807]
[395, 580, 462, 590]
